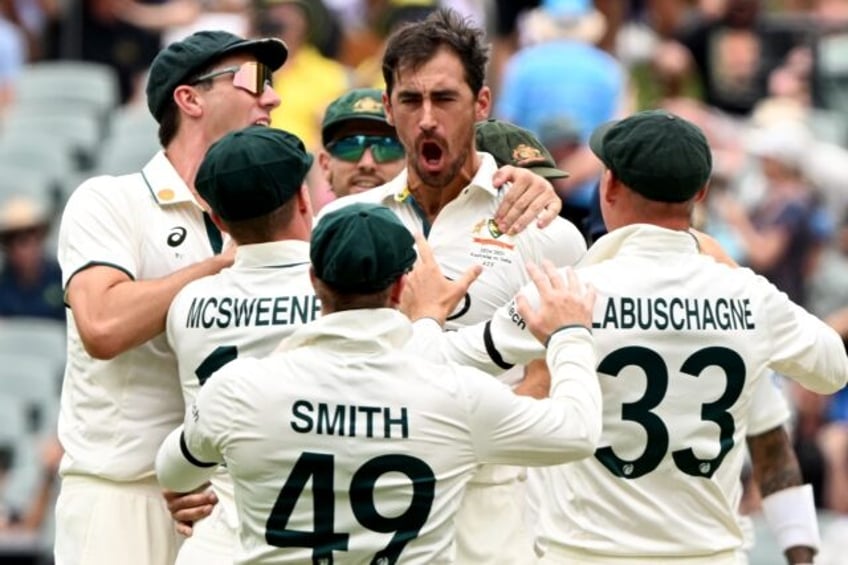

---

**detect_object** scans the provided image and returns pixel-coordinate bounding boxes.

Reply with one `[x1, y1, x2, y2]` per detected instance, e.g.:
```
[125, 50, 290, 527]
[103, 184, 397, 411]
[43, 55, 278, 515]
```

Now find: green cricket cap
[321, 88, 392, 146]
[475, 119, 569, 180]
[311, 203, 416, 293]
[146, 30, 288, 122]
[196, 126, 313, 222]
[589, 110, 712, 203]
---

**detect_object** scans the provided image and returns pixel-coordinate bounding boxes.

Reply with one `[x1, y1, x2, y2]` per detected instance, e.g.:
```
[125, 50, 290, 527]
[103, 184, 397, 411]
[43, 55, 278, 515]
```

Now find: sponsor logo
[167, 226, 187, 247]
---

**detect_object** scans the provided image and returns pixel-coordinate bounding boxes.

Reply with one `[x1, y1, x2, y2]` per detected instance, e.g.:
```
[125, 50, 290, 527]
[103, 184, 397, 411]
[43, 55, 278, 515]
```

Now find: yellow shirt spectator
[270, 44, 350, 150]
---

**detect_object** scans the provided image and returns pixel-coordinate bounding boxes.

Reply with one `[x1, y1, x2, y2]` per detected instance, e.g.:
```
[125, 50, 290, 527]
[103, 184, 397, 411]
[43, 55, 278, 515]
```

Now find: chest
[136, 202, 220, 279]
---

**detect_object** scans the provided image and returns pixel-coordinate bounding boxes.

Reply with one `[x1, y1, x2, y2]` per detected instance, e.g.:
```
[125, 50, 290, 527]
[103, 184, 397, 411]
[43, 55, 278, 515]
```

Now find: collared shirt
[166, 239, 316, 525]
[57, 150, 223, 481]
[414, 223, 848, 559]
[318, 152, 587, 332]
[165, 308, 600, 564]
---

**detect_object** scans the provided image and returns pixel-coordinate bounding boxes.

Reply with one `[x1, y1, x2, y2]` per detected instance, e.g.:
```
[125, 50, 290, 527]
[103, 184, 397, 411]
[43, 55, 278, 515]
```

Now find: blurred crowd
[1, 0, 848, 561]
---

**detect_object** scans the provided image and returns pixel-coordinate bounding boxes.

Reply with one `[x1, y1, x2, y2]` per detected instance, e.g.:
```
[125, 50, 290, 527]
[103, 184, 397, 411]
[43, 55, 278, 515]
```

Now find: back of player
[535, 232, 822, 561]
[157, 202, 603, 565]
[165, 126, 317, 564]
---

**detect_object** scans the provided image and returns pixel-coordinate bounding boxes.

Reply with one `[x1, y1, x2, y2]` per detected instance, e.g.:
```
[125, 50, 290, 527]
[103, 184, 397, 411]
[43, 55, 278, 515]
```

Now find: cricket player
[54, 31, 288, 565]
[316, 12, 587, 561]
[405, 110, 848, 564]
[165, 126, 316, 564]
[156, 202, 603, 564]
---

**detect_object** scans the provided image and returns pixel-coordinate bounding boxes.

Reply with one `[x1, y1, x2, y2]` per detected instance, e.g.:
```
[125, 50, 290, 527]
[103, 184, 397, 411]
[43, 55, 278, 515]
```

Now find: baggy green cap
[196, 126, 312, 222]
[321, 88, 392, 146]
[311, 203, 416, 293]
[146, 30, 288, 122]
[475, 119, 570, 180]
[589, 110, 712, 203]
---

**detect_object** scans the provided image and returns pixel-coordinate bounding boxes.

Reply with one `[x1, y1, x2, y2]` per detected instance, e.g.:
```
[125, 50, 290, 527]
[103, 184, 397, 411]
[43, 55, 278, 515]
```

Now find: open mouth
[420, 141, 444, 170]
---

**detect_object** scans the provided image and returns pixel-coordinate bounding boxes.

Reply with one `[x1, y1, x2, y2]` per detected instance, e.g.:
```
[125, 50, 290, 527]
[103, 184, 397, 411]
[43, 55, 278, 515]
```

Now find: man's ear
[382, 92, 394, 126]
[209, 210, 229, 234]
[693, 183, 709, 204]
[173, 85, 204, 118]
[389, 275, 406, 307]
[475, 85, 492, 121]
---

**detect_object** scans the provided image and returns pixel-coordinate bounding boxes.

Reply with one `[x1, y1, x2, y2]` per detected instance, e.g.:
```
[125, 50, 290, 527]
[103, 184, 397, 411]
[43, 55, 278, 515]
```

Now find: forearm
[748, 427, 818, 564]
[156, 427, 218, 494]
[546, 327, 602, 449]
[18, 470, 57, 531]
[71, 256, 228, 359]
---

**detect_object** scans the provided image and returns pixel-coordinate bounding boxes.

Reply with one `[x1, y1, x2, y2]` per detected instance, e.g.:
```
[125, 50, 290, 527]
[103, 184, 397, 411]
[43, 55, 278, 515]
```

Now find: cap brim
[530, 166, 570, 180]
[588, 119, 617, 166]
[321, 114, 394, 146]
[222, 37, 289, 72]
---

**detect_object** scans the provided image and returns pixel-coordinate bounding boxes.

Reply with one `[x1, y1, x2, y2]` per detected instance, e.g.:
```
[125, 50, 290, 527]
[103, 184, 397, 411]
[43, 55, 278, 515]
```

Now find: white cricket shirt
[317, 152, 587, 485]
[414, 224, 848, 559]
[57, 151, 224, 481]
[157, 309, 601, 564]
[166, 239, 317, 526]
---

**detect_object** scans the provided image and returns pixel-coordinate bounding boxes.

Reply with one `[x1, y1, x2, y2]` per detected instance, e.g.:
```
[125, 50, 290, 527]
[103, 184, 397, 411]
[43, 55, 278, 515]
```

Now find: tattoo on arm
[747, 425, 802, 497]
[747, 426, 815, 564]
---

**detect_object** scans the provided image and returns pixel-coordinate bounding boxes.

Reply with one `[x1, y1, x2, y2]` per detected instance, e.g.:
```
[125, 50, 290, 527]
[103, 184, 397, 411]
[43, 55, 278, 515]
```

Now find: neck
[163, 131, 216, 210]
[406, 151, 481, 222]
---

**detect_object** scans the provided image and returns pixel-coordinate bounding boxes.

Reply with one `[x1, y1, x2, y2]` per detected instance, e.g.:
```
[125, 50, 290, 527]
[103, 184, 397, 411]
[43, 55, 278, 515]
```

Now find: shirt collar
[233, 240, 311, 269]
[581, 224, 700, 266]
[141, 150, 202, 208]
[276, 308, 412, 354]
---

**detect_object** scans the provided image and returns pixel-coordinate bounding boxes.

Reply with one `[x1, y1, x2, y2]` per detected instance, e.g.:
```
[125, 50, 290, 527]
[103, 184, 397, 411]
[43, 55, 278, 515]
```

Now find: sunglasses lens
[371, 138, 405, 163]
[232, 62, 272, 94]
[329, 136, 404, 163]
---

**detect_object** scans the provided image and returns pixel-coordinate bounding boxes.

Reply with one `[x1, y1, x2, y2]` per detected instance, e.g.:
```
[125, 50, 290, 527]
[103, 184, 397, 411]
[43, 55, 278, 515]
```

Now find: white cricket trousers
[175, 500, 236, 565]
[54, 475, 181, 565]
[454, 471, 536, 565]
[536, 545, 744, 564]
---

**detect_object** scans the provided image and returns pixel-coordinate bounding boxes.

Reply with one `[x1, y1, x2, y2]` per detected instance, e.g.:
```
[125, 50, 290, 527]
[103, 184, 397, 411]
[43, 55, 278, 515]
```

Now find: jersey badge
[512, 144, 546, 167]
[157, 188, 175, 202]
[471, 218, 515, 250]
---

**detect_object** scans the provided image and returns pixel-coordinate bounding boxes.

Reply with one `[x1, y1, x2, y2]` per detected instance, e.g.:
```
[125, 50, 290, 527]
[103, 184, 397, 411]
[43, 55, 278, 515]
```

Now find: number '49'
[265, 451, 435, 564]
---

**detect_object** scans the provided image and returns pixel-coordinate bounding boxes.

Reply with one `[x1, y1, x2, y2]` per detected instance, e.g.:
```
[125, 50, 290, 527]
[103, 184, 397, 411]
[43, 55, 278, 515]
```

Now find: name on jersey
[290, 400, 409, 439]
[185, 295, 320, 329]
[591, 297, 756, 331]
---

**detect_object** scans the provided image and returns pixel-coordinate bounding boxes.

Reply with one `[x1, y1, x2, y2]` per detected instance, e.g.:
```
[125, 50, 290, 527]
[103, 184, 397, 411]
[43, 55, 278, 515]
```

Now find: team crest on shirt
[469, 218, 515, 267]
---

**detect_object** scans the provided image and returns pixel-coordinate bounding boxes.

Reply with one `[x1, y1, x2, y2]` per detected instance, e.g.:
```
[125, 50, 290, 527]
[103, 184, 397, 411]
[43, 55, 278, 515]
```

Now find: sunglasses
[327, 135, 405, 164]
[191, 61, 273, 95]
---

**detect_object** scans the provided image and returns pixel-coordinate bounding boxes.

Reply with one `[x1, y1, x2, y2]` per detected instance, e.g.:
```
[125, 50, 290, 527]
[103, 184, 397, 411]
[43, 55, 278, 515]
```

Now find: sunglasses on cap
[190, 61, 273, 95]
[326, 135, 405, 164]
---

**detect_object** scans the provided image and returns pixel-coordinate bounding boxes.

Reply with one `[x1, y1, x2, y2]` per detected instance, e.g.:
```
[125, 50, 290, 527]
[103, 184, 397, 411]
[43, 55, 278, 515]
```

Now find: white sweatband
[760, 484, 820, 554]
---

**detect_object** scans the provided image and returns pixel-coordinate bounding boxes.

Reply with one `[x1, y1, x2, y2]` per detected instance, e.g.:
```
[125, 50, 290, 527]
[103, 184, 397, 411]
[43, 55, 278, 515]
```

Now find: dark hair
[381, 8, 489, 97]
[220, 199, 298, 245]
[313, 279, 394, 313]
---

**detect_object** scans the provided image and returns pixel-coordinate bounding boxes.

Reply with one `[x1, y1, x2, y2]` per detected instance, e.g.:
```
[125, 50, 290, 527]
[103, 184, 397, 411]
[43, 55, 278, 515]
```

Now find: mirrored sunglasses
[191, 61, 273, 95]
[327, 135, 405, 164]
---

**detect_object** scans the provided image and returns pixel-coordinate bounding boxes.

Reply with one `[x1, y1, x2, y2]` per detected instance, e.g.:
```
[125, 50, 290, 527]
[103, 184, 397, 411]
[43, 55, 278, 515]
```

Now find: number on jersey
[266, 451, 436, 564]
[595, 345, 745, 479]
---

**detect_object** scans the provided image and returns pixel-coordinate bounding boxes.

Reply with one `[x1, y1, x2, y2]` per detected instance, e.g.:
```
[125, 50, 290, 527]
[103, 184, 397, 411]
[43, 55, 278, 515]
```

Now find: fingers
[535, 198, 562, 229]
[412, 231, 434, 266]
[456, 264, 483, 292]
[175, 521, 194, 537]
[525, 262, 551, 295]
[544, 260, 565, 291]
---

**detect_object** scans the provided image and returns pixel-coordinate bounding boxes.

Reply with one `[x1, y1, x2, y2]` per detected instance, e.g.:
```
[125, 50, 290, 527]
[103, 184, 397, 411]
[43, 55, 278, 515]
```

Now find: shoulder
[516, 217, 587, 265]
[316, 184, 397, 222]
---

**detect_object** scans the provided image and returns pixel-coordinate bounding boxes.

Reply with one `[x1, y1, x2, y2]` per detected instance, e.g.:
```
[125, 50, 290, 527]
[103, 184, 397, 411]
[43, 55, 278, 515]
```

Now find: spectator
[0, 14, 24, 117]
[496, 0, 628, 234]
[0, 196, 63, 321]
[260, 0, 350, 152]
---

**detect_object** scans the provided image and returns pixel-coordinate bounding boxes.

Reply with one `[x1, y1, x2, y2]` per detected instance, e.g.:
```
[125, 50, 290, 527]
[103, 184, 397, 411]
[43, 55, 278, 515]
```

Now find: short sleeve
[57, 176, 141, 288]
